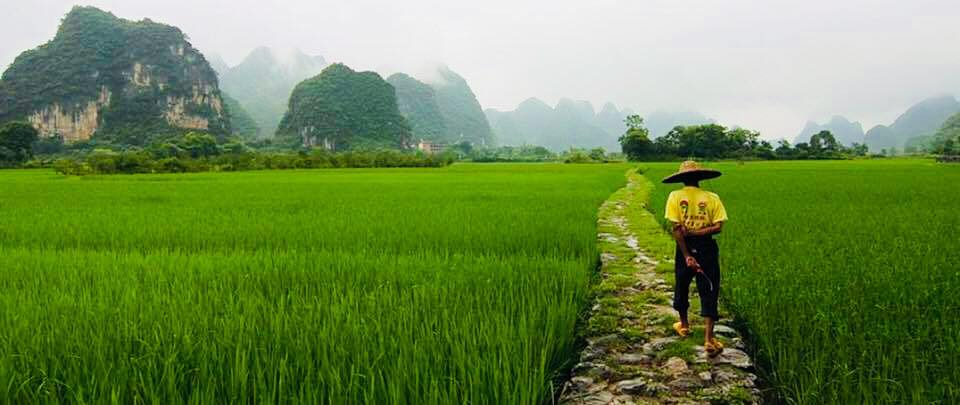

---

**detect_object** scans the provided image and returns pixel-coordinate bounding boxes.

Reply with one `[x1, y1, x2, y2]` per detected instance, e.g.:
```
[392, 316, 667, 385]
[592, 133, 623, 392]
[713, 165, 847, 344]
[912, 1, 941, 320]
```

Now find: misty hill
[424, 66, 494, 146]
[0, 6, 229, 145]
[486, 98, 716, 151]
[938, 112, 960, 141]
[222, 92, 259, 139]
[596, 102, 628, 139]
[794, 116, 864, 146]
[485, 98, 619, 151]
[644, 111, 715, 138]
[865, 95, 960, 151]
[206, 52, 230, 76]
[923, 111, 960, 151]
[387, 73, 448, 142]
[935, 113, 960, 144]
[277, 63, 410, 150]
[219, 47, 327, 137]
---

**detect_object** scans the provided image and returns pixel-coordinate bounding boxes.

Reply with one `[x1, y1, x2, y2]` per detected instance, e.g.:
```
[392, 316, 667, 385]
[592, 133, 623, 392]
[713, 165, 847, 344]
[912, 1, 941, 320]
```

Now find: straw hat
[661, 160, 722, 184]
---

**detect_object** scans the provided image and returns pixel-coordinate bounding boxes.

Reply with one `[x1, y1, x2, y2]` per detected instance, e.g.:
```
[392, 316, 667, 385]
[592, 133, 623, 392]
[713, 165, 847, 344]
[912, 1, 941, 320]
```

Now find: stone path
[559, 172, 761, 405]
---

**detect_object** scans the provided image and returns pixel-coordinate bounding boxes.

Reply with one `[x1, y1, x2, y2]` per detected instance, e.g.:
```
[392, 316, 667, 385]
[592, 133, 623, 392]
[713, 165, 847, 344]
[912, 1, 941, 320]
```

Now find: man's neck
[683, 182, 700, 188]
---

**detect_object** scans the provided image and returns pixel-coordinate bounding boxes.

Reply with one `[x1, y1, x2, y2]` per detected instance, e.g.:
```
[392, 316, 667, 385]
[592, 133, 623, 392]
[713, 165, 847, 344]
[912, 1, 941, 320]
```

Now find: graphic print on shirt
[666, 188, 727, 232]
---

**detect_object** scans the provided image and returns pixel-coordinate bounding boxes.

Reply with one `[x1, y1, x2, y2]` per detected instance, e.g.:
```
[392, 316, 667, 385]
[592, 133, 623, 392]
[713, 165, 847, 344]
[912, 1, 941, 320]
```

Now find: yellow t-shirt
[665, 186, 728, 231]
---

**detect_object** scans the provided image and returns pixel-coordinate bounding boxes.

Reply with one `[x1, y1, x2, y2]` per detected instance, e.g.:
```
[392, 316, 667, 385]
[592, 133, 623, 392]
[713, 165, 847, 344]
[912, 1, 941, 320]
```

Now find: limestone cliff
[0, 6, 229, 144]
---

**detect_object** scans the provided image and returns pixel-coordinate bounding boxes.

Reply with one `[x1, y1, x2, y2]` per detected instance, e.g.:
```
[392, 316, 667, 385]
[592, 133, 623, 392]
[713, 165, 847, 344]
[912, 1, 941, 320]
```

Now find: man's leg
[694, 241, 722, 350]
[704, 316, 715, 344]
[673, 249, 694, 328]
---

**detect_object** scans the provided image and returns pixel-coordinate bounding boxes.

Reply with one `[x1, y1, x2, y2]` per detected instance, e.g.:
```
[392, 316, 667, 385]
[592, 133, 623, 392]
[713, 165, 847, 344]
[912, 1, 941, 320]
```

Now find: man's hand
[685, 255, 701, 271]
[673, 224, 687, 237]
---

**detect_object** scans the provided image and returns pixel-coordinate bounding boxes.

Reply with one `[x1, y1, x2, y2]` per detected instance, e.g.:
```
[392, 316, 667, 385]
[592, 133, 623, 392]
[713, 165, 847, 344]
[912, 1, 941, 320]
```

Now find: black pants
[673, 236, 721, 320]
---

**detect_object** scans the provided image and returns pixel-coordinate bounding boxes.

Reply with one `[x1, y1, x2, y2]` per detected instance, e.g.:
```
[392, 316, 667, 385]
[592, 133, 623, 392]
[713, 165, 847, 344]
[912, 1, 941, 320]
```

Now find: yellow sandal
[673, 322, 690, 337]
[705, 339, 725, 358]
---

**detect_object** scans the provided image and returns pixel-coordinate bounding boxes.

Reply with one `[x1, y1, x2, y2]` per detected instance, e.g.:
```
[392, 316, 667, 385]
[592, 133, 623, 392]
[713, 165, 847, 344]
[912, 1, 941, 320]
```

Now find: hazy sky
[3, 0, 959, 139]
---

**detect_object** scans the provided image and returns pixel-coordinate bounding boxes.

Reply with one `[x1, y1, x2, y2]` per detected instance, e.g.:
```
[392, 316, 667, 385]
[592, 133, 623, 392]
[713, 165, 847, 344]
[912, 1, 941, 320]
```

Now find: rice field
[0, 164, 628, 404]
[643, 159, 960, 404]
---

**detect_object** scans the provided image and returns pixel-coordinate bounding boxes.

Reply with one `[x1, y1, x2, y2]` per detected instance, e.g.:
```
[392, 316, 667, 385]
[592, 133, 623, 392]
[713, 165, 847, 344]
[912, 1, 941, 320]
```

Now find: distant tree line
[619, 115, 870, 161]
[47, 132, 452, 175]
[469, 145, 555, 162]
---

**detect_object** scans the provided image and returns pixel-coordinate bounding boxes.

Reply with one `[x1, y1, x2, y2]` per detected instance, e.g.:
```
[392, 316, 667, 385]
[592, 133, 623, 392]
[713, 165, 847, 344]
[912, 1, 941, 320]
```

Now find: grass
[641, 159, 960, 404]
[0, 163, 629, 404]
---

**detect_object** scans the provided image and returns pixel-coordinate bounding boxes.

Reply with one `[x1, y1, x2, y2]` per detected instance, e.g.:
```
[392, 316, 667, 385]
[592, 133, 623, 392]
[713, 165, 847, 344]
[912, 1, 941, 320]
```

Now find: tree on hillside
[0, 122, 39, 166]
[619, 115, 653, 160]
[278, 64, 411, 150]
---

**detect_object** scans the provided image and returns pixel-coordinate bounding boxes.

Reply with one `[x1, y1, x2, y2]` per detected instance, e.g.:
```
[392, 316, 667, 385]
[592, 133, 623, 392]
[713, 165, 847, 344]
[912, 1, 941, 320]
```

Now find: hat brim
[661, 169, 722, 184]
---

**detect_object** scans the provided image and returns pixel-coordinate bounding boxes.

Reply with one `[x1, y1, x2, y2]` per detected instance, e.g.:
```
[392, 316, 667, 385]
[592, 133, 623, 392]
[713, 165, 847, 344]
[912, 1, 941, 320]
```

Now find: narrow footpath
[559, 170, 761, 405]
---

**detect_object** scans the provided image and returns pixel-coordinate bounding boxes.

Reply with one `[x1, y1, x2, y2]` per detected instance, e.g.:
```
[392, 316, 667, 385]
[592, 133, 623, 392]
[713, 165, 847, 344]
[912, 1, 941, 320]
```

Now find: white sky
[3, 0, 959, 139]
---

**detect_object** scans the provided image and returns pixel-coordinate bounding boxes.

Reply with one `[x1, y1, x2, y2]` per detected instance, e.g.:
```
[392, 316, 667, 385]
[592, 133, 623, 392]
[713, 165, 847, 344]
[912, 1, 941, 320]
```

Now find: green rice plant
[643, 159, 960, 404]
[0, 163, 629, 404]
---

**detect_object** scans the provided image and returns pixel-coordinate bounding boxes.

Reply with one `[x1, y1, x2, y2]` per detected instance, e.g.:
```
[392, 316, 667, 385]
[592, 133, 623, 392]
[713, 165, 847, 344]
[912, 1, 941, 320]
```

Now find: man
[662, 160, 728, 357]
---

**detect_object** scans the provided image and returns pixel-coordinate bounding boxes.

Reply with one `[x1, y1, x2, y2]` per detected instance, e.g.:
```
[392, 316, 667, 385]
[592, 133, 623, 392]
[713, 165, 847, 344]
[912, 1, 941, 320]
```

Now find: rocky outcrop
[27, 87, 112, 142]
[0, 6, 229, 144]
[560, 171, 760, 404]
[163, 83, 224, 130]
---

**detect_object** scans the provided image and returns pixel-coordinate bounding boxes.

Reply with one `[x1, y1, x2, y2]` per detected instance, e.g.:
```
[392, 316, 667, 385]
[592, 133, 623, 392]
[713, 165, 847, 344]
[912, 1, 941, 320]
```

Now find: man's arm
[671, 223, 700, 270]
[686, 221, 724, 237]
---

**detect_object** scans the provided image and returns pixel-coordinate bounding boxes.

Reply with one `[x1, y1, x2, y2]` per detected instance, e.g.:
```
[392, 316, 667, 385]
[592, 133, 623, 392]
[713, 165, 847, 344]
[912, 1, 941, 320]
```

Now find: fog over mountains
[216, 47, 328, 137]
[2, 1, 960, 140]
[863, 95, 960, 151]
[794, 117, 865, 147]
[795, 95, 960, 151]
[486, 100, 715, 152]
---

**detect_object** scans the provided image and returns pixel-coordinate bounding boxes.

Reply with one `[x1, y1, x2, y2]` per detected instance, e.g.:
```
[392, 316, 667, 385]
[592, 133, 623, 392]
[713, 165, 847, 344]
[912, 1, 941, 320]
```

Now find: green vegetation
[470, 145, 556, 162]
[277, 64, 411, 150]
[618, 115, 653, 160]
[642, 160, 960, 403]
[864, 95, 960, 152]
[222, 92, 260, 139]
[932, 111, 960, 155]
[430, 66, 495, 146]
[388, 73, 448, 142]
[0, 163, 627, 403]
[219, 47, 327, 136]
[621, 116, 869, 161]
[0, 6, 229, 143]
[52, 146, 453, 175]
[0, 122, 39, 167]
